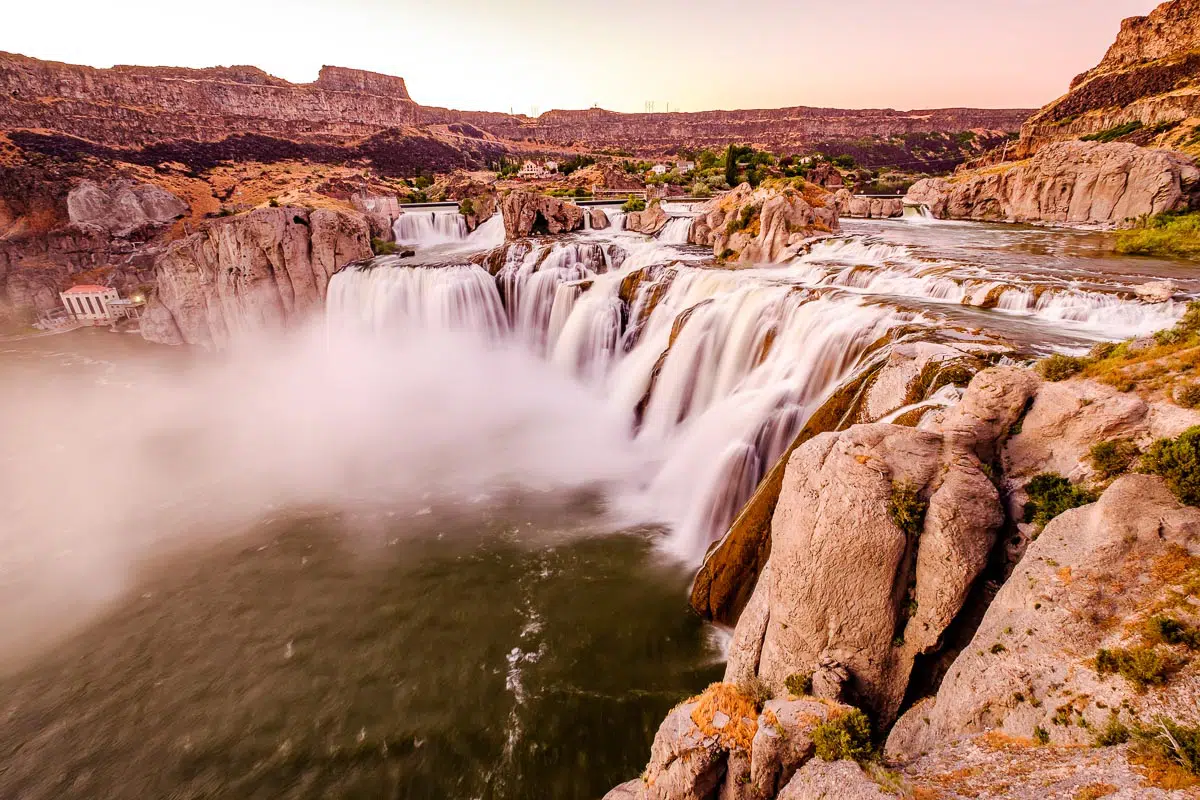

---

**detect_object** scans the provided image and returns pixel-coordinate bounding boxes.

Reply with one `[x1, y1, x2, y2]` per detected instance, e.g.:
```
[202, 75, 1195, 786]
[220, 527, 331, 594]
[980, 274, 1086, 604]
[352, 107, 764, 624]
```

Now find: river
[0, 210, 1193, 799]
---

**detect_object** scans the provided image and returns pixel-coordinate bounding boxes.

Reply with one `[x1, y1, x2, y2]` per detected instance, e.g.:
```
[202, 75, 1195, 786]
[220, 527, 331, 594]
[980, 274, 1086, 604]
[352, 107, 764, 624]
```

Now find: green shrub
[1088, 439, 1141, 481]
[832, 154, 857, 169]
[1116, 211, 1200, 259]
[1095, 645, 1175, 691]
[1094, 714, 1131, 746]
[889, 482, 928, 538]
[1081, 121, 1144, 143]
[371, 237, 400, 256]
[622, 195, 647, 213]
[1036, 353, 1087, 382]
[1145, 616, 1200, 649]
[812, 709, 875, 763]
[737, 676, 774, 710]
[1135, 718, 1200, 776]
[1140, 426, 1200, 506]
[1033, 725, 1051, 745]
[691, 182, 713, 198]
[459, 197, 475, 216]
[784, 672, 813, 696]
[268, 197, 280, 208]
[1023, 473, 1098, 529]
[1177, 384, 1200, 409]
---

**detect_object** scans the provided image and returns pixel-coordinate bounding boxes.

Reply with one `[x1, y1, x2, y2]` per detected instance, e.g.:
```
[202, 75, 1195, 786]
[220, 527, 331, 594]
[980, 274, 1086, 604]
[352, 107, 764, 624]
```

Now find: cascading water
[393, 210, 470, 246]
[657, 216, 694, 245]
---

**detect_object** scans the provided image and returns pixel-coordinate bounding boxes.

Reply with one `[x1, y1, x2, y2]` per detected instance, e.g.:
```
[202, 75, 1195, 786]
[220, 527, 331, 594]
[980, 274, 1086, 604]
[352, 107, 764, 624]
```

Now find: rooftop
[63, 284, 112, 293]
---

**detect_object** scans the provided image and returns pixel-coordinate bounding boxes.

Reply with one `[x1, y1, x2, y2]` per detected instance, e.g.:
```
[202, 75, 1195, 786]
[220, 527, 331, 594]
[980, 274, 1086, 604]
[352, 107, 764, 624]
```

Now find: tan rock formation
[67, 180, 187, 236]
[499, 191, 585, 238]
[144, 206, 371, 348]
[589, 207, 610, 230]
[776, 760, 892, 800]
[906, 141, 1200, 225]
[624, 202, 670, 235]
[887, 474, 1200, 759]
[690, 183, 839, 264]
[832, 189, 903, 219]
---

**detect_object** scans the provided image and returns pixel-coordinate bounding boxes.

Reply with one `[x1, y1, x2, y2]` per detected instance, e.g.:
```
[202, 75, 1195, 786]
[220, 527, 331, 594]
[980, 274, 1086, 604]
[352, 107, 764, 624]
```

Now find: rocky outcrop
[776, 760, 891, 800]
[624, 202, 670, 235]
[66, 180, 187, 236]
[832, 189, 903, 219]
[906, 141, 1200, 225]
[499, 191, 585, 238]
[1018, 0, 1200, 154]
[1138, 279, 1178, 303]
[603, 683, 856, 800]
[887, 474, 1200, 760]
[144, 206, 371, 348]
[743, 422, 1004, 725]
[589, 207, 610, 230]
[690, 183, 839, 264]
[349, 192, 401, 242]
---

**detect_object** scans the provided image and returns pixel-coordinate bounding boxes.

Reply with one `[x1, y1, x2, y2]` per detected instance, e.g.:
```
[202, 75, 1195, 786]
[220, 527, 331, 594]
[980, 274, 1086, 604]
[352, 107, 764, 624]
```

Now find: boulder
[499, 191, 585, 238]
[753, 422, 1004, 725]
[746, 699, 848, 798]
[904, 141, 1200, 225]
[640, 701, 728, 800]
[590, 207, 610, 230]
[144, 206, 371, 348]
[1136, 279, 1176, 303]
[625, 202, 670, 235]
[776, 760, 892, 800]
[886, 474, 1200, 760]
[67, 180, 187, 236]
[690, 183, 839, 263]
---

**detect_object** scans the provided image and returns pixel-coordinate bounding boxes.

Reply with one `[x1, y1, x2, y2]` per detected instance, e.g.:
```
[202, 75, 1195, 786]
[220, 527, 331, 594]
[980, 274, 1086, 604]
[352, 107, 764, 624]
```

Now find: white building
[676, 160, 695, 174]
[60, 285, 118, 324]
[650, 164, 669, 175]
[544, 160, 559, 173]
[518, 160, 549, 179]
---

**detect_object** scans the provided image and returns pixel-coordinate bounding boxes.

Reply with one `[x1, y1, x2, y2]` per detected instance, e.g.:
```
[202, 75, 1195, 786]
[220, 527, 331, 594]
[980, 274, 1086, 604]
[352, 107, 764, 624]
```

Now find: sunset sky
[5, 0, 1164, 114]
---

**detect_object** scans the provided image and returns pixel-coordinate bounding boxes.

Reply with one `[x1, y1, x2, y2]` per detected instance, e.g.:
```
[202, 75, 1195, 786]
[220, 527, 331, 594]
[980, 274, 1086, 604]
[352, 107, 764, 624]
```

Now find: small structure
[105, 295, 147, 321]
[60, 285, 119, 324]
[544, 160, 559, 173]
[518, 160, 549, 179]
[676, 160, 695, 174]
[650, 164, 669, 176]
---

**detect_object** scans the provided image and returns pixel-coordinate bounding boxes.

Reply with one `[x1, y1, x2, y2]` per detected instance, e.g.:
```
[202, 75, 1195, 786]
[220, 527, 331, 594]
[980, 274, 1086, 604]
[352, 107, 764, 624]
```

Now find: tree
[725, 147, 739, 188]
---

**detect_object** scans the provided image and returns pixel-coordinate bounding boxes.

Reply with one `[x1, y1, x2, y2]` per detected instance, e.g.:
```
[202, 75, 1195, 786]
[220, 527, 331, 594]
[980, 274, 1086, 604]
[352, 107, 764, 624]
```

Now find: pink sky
[4, 0, 1166, 113]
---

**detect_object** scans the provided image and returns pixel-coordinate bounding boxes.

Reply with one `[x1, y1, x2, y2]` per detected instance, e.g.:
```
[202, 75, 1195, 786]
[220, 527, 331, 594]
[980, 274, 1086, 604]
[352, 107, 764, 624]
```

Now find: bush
[1081, 121, 1144, 143]
[1145, 616, 1200, 649]
[1037, 353, 1088, 381]
[889, 482, 928, 538]
[1176, 384, 1200, 409]
[371, 237, 400, 256]
[459, 198, 475, 216]
[1094, 714, 1131, 746]
[1116, 211, 1200, 259]
[622, 195, 647, 213]
[691, 182, 713, 198]
[1140, 426, 1200, 506]
[784, 672, 813, 696]
[1089, 439, 1141, 481]
[1023, 473, 1098, 529]
[832, 154, 857, 169]
[737, 676, 774, 710]
[812, 709, 875, 763]
[1033, 726, 1051, 745]
[1095, 645, 1175, 691]
[1136, 718, 1200, 776]
[268, 197, 280, 208]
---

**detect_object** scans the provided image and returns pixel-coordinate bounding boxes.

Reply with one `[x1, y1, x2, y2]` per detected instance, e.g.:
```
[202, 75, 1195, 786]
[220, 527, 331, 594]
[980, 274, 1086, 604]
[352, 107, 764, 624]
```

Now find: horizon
[4, 0, 1163, 115]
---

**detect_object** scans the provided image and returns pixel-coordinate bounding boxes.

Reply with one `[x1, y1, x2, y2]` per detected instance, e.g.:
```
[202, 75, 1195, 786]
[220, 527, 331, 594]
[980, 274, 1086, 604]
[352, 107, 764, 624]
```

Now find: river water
[0, 211, 1194, 799]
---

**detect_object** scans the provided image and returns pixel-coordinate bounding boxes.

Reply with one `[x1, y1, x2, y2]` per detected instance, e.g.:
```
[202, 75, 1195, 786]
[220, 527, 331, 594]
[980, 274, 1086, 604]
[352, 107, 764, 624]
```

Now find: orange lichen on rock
[688, 683, 759, 752]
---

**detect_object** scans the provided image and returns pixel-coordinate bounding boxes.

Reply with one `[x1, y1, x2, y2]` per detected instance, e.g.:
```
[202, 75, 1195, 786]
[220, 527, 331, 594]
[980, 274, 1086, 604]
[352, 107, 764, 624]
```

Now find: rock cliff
[499, 191, 585, 238]
[144, 206, 371, 348]
[906, 140, 1200, 225]
[689, 182, 839, 263]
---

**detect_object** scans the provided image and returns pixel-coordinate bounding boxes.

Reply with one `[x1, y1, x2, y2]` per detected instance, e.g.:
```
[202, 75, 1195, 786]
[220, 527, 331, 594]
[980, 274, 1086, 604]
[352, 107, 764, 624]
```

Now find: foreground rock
[887, 474, 1200, 759]
[689, 183, 839, 263]
[906, 140, 1200, 225]
[144, 206, 371, 348]
[624, 202, 670, 235]
[499, 191, 585, 238]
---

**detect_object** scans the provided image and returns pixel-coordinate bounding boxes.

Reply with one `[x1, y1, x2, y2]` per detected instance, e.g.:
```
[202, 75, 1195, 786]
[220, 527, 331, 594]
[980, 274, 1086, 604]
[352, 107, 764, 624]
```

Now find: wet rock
[625, 202, 670, 235]
[499, 191, 585, 238]
[590, 207, 610, 230]
[1136, 279, 1176, 303]
[886, 474, 1200, 760]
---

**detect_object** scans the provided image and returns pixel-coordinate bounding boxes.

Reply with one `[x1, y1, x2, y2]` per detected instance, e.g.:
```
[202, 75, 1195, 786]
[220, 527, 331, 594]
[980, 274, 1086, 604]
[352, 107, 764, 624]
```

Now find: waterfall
[902, 204, 938, 224]
[657, 217, 694, 245]
[327, 250, 910, 561]
[393, 210, 470, 246]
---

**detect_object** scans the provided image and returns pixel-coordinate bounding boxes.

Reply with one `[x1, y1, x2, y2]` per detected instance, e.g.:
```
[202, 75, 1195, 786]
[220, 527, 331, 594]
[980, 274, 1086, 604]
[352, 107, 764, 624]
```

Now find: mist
[0, 325, 645, 669]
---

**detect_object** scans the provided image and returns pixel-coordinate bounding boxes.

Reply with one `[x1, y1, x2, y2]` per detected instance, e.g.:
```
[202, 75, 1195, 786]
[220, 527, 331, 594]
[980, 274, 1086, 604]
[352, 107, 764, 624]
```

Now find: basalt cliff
[907, 0, 1200, 226]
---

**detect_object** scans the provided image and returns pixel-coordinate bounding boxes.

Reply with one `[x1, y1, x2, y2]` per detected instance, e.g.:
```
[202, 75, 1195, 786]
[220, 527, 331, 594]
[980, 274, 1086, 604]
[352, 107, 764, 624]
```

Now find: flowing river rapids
[1, 205, 1196, 799]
